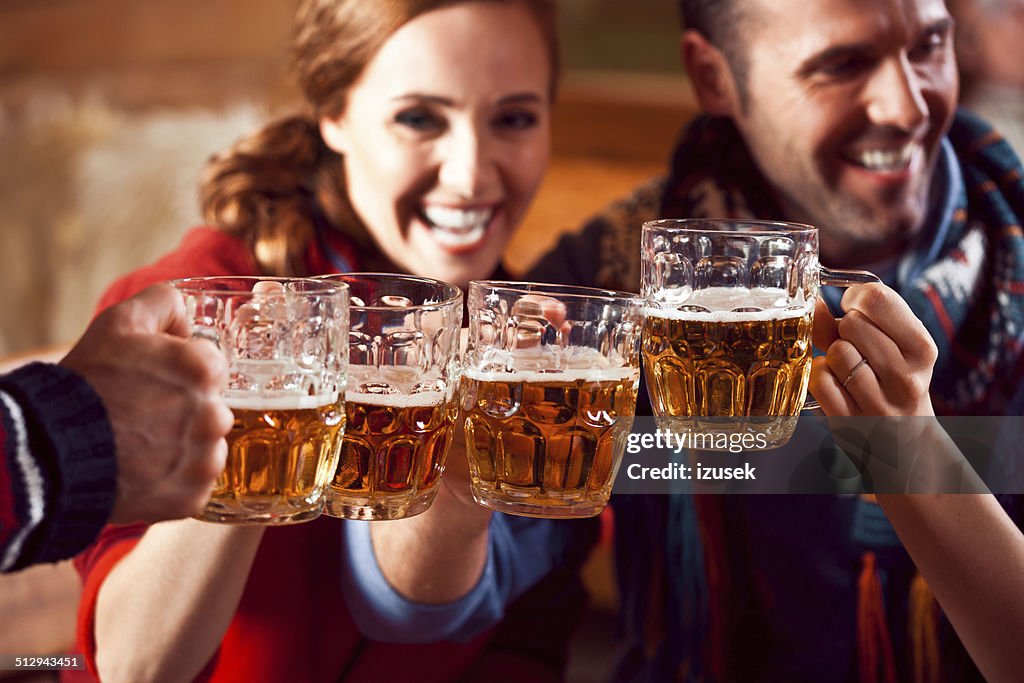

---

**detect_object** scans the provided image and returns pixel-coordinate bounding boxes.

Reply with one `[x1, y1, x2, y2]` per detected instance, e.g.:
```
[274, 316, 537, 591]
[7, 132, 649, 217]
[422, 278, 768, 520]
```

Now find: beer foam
[345, 390, 447, 408]
[225, 392, 340, 410]
[646, 287, 811, 323]
[463, 367, 640, 384]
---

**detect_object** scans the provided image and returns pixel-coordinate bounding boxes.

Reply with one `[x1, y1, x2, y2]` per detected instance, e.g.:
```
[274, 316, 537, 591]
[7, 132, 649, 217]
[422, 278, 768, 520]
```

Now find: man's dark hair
[678, 0, 752, 107]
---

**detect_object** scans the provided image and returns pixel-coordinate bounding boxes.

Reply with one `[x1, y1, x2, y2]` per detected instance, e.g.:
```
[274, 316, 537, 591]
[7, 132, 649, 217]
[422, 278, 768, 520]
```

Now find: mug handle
[803, 266, 882, 411]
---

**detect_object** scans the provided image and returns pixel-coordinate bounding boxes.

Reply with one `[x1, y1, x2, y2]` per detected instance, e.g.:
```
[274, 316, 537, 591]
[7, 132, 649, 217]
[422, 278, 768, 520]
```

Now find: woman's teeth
[848, 143, 918, 172]
[422, 206, 493, 248]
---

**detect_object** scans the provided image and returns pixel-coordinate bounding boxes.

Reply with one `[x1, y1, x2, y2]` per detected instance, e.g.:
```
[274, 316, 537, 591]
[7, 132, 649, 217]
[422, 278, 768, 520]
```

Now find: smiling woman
[198, 0, 555, 291]
[70, 2, 604, 683]
[316, 2, 551, 288]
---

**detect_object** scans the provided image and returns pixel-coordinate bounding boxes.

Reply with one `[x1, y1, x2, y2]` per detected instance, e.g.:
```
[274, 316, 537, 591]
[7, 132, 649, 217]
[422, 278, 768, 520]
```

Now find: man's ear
[681, 29, 741, 117]
[319, 116, 350, 155]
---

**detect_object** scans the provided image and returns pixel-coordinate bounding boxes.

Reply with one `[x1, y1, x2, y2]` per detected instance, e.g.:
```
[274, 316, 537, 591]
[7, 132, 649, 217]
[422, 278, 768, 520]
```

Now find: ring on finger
[841, 357, 870, 390]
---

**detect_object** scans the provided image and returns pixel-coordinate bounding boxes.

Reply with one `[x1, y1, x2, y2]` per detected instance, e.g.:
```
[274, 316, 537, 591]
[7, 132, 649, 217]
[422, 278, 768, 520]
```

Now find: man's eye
[820, 54, 873, 78]
[495, 109, 539, 131]
[394, 109, 443, 131]
[910, 30, 949, 61]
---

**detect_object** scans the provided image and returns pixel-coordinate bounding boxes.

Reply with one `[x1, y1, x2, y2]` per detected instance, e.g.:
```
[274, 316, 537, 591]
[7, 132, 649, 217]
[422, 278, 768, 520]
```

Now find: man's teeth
[422, 206, 493, 248]
[851, 143, 917, 172]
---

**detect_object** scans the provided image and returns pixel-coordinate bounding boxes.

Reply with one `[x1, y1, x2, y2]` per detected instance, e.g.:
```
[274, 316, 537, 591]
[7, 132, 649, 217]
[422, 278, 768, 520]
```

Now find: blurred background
[0, 1, 694, 681]
[0, 0, 693, 360]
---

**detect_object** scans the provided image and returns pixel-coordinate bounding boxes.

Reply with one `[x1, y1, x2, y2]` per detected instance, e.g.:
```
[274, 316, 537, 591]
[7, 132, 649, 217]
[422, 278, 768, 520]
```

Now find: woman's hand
[809, 283, 938, 417]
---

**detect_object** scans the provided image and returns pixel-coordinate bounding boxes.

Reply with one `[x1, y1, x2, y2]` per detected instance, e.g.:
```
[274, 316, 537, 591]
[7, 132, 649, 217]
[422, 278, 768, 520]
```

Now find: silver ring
[841, 357, 870, 390]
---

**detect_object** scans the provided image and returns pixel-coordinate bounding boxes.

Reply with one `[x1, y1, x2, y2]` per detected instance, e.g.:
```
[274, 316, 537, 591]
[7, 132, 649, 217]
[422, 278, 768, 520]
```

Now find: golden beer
[325, 390, 456, 520]
[462, 368, 640, 518]
[643, 292, 813, 448]
[203, 394, 345, 524]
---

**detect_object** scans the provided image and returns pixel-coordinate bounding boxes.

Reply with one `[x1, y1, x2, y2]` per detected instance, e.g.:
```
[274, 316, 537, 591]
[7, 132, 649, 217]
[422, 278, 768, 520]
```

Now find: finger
[812, 296, 840, 352]
[825, 339, 882, 411]
[808, 356, 860, 416]
[175, 400, 231, 486]
[840, 284, 936, 363]
[517, 295, 568, 330]
[125, 284, 192, 338]
[252, 280, 285, 295]
[835, 309, 908, 396]
[187, 338, 230, 392]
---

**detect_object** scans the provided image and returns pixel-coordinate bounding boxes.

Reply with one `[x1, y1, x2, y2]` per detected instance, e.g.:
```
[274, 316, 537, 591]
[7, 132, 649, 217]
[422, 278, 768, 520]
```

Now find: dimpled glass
[172, 276, 348, 524]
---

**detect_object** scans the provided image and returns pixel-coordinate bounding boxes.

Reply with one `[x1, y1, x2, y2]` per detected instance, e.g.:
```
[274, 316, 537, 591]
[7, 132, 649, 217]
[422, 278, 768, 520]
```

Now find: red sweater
[68, 228, 509, 682]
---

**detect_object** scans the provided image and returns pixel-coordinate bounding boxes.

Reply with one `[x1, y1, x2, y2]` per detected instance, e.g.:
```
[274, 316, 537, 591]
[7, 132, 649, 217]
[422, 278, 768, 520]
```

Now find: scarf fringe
[857, 551, 898, 683]
[910, 573, 941, 683]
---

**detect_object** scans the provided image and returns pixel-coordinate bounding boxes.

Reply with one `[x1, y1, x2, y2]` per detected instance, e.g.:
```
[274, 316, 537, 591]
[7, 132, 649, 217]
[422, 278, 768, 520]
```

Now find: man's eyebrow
[795, 17, 954, 78]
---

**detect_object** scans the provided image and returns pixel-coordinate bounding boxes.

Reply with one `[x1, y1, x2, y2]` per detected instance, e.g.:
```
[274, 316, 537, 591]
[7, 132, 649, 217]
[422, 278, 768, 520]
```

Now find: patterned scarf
[609, 110, 1024, 682]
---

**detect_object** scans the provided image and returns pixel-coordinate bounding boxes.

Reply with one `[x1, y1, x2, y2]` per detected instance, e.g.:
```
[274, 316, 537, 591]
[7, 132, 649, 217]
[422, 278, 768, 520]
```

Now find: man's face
[725, 0, 958, 264]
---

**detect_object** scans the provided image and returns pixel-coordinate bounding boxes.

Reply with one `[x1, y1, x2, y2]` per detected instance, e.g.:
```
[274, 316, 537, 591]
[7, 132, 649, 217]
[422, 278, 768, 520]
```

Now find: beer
[203, 393, 345, 524]
[325, 390, 456, 520]
[461, 367, 640, 518]
[642, 288, 813, 447]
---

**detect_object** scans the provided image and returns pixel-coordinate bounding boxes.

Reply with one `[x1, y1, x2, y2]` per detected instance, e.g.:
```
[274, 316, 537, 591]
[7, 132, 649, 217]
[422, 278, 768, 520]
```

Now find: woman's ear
[681, 29, 742, 117]
[319, 116, 350, 155]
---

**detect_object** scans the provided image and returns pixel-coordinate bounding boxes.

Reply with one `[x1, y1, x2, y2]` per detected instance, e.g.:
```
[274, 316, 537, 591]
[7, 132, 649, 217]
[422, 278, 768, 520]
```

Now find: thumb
[123, 284, 192, 338]
[811, 296, 839, 353]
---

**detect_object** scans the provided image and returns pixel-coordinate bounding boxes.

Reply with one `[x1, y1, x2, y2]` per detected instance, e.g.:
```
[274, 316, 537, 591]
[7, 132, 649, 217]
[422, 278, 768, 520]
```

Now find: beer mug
[462, 281, 642, 518]
[318, 273, 462, 520]
[171, 276, 349, 524]
[641, 219, 880, 449]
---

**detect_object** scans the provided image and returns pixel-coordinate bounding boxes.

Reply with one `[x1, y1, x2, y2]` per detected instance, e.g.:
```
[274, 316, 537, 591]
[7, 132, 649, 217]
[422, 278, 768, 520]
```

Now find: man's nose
[864, 54, 929, 133]
[438, 127, 496, 197]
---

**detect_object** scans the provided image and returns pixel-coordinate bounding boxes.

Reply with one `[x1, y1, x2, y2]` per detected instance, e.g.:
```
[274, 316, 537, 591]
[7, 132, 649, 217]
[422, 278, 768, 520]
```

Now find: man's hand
[809, 283, 938, 417]
[61, 284, 233, 524]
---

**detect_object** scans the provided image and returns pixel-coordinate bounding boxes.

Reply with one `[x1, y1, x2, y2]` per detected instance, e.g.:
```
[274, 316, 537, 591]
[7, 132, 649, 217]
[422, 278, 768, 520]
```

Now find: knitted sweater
[0, 362, 116, 572]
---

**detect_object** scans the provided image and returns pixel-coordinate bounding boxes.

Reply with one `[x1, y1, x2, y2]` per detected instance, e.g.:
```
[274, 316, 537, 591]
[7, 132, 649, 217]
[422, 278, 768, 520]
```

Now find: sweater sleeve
[526, 176, 666, 293]
[337, 513, 598, 643]
[0, 362, 117, 572]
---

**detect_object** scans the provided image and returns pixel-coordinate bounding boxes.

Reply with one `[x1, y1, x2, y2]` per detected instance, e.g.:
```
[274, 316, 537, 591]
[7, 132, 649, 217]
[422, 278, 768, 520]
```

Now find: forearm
[369, 480, 492, 603]
[877, 493, 1024, 683]
[94, 519, 264, 682]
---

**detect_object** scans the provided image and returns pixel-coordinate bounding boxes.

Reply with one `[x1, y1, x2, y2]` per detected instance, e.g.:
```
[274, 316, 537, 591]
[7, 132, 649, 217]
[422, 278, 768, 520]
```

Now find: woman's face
[320, 1, 552, 289]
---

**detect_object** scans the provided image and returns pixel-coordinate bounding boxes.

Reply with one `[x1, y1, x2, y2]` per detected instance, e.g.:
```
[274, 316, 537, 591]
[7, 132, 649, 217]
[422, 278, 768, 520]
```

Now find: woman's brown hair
[200, 0, 559, 276]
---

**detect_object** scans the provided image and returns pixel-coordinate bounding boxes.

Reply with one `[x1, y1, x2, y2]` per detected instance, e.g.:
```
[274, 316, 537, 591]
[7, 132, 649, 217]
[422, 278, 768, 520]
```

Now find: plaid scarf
[658, 110, 1024, 415]
[608, 110, 1024, 682]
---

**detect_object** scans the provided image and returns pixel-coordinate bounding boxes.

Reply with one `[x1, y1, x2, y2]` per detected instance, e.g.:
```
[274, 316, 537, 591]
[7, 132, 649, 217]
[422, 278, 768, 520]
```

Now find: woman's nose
[438, 127, 497, 197]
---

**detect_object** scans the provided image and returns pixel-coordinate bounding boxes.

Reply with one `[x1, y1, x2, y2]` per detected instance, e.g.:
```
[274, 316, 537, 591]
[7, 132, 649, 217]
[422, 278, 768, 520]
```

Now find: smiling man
[524, 0, 1024, 680]
[698, 0, 957, 267]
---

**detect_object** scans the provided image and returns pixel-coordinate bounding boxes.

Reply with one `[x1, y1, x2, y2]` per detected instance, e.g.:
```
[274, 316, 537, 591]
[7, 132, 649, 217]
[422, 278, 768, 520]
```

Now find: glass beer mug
[171, 276, 349, 524]
[318, 273, 462, 520]
[462, 281, 643, 518]
[641, 219, 879, 449]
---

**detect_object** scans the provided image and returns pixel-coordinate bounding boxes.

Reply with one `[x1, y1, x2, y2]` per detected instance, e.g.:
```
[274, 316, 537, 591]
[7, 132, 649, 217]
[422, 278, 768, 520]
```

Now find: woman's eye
[495, 109, 539, 131]
[394, 109, 443, 132]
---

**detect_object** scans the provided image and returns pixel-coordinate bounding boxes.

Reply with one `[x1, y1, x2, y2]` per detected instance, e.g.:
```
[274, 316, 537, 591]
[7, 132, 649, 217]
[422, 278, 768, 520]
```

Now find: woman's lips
[420, 205, 497, 252]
